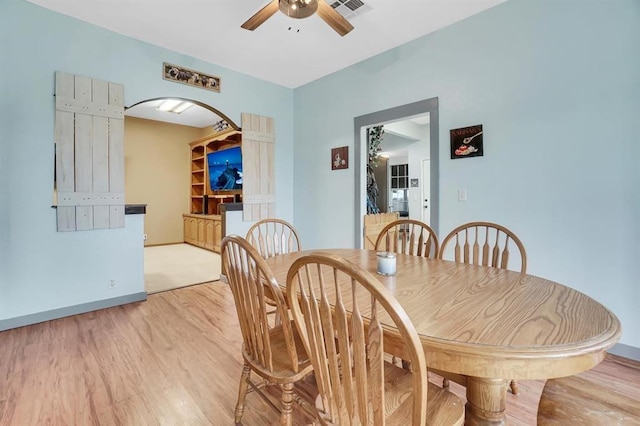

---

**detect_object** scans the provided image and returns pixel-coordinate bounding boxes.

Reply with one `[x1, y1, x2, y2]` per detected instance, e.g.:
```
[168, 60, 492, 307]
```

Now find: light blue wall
[1, 0, 638, 350]
[0, 0, 294, 321]
[293, 0, 640, 347]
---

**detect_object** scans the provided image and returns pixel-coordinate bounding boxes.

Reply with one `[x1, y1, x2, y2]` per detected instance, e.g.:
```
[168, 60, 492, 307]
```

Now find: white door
[421, 159, 431, 225]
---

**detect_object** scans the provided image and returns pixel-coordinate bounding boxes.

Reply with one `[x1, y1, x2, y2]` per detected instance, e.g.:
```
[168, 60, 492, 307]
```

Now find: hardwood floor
[0, 282, 638, 425]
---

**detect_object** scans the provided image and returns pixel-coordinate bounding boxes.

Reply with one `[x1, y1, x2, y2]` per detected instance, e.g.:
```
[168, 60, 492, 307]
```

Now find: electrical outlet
[143, 233, 148, 241]
[109, 279, 117, 289]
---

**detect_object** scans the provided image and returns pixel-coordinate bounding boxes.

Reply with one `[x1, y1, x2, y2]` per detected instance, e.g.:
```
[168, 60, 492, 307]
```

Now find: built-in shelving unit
[190, 144, 206, 214]
[185, 128, 242, 253]
[189, 129, 242, 215]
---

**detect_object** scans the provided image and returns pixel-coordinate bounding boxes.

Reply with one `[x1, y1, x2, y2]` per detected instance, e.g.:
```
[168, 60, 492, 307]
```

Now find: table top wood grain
[265, 248, 621, 425]
[265, 248, 621, 380]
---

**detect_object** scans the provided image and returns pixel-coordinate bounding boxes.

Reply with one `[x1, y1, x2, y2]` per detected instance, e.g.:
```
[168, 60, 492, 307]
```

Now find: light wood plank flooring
[0, 282, 638, 425]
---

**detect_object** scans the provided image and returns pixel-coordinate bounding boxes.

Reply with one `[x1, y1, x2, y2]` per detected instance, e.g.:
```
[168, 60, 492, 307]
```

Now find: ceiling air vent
[330, 0, 372, 20]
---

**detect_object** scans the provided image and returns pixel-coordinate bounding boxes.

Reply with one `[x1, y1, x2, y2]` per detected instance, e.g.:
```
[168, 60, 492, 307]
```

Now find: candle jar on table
[376, 252, 396, 276]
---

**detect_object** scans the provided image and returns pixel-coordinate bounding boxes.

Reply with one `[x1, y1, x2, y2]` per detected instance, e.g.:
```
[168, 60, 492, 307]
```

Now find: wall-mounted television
[207, 146, 243, 191]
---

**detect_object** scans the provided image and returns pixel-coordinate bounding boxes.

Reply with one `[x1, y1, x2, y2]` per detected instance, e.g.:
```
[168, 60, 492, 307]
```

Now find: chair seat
[242, 320, 312, 384]
[537, 375, 640, 425]
[315, 361, 465, 425]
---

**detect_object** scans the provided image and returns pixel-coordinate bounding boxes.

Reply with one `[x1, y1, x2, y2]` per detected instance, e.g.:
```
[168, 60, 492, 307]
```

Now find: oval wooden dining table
[263, 248, 622, 426]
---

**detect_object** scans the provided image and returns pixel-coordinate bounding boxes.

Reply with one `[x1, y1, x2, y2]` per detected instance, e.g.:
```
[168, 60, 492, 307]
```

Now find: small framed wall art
[331, 146, 349, 170]
[450, 124, 483, 159]
[163, 62, 220, 93]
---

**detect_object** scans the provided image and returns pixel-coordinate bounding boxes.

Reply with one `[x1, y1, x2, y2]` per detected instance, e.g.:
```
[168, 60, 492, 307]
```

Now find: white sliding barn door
[55, 71, 125, 231]
[241, 113, 275, 221]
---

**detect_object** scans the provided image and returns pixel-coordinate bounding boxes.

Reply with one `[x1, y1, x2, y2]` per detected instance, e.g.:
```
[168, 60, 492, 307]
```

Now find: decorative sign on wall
[331, 146, 349, 170]
[163, 62, 221, 93]
[410, 178, 419, 187]
[450, 124, 483, 159]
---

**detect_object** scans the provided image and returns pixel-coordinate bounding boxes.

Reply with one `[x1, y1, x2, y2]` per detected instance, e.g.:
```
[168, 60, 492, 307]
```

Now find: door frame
[353, 97, 439, 248]
[421, 158, 431, 224]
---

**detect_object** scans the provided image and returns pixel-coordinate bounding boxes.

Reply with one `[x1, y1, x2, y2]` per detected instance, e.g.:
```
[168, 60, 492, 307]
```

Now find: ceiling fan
[241, 0, 354, 37]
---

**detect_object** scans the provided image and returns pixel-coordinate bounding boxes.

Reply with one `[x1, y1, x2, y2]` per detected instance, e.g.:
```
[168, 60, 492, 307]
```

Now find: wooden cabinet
[204, 219, 214, 251]
[212, 218, 222, 252]
[189, 129, 242, 215]
[183, 215, 198, 245]
[197, 218, 206, 247]
[183, 214, 222, 253]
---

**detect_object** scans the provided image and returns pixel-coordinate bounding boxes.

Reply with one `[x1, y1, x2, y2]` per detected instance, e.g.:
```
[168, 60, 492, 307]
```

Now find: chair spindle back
[375, 219, 439, 258]
[438, 221, 527, 273]
[222, 235, 302, 374]
[286, 253, 427, 425]
[246, 218, 301, 259]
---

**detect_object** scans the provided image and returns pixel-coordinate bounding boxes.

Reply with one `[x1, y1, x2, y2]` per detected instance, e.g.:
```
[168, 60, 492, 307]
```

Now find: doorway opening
[354, 98, 439, 248]
[125, 97, 237, 293]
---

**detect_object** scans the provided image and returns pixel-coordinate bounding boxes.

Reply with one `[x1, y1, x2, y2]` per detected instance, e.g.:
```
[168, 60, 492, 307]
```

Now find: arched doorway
[125, 97, 237, 293]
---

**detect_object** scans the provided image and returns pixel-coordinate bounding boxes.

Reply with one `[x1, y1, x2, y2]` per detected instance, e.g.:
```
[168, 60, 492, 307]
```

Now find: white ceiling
[126, 99, 225, 128]
[381, 115, 429, 158]
[26, 0, 507, 89]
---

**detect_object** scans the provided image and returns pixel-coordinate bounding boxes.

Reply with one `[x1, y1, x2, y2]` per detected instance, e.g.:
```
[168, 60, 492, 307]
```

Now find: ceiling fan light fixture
[280, 0, 318, 19]
[241, 0, 353, 37]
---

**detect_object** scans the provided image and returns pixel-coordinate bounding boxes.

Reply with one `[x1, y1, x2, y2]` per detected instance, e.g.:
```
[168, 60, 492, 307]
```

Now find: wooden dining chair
[374, 219, 439, 258]
[221, 235, 313, 426]
[437, 221, 527, 395]
[437, 221, 527, 273]
[286, 252, 465, 425]
[246, 218, 302, 325]
[246, 218, 302, 260]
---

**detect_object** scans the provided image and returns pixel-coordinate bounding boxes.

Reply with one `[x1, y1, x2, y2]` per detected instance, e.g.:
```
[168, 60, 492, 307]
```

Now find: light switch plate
[458, 189, 468, 202]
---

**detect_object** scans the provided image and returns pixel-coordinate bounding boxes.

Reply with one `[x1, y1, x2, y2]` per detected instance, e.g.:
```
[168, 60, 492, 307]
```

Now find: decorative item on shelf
[450, 124, 483, 159]
[212, 119, 230, 133]
[163, 62, 221, 93]
[331, 146, 349, 170]
[376, 251, 396, 275]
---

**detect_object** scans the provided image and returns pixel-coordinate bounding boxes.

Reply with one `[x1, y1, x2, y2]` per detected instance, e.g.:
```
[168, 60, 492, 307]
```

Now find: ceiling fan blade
[241, 0, 279, 31]
[317, 0, 354, 36]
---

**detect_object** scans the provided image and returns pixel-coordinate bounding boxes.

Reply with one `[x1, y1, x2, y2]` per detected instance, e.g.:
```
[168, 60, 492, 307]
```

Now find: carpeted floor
[144, 243, 221, 294]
